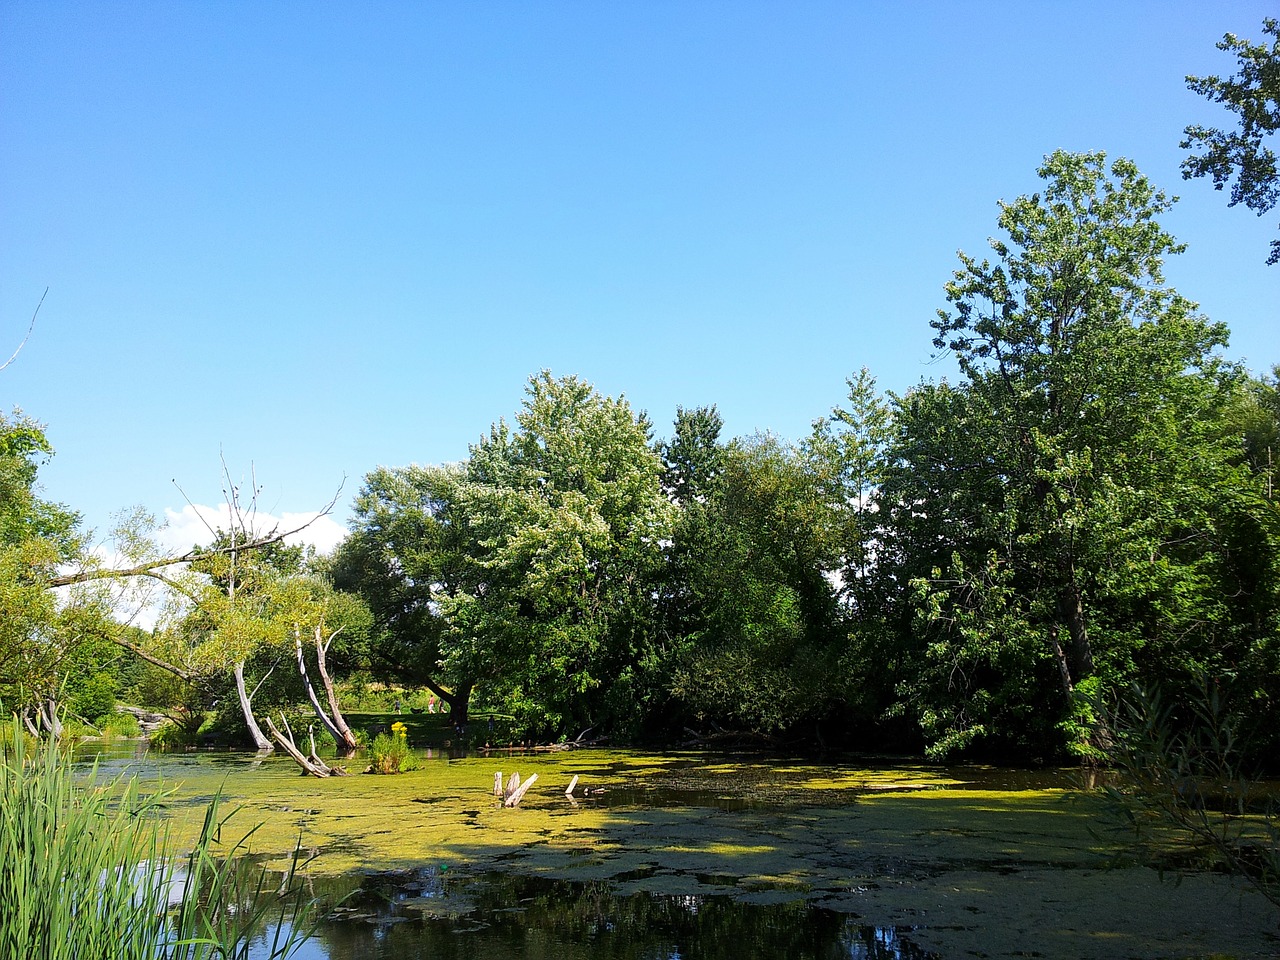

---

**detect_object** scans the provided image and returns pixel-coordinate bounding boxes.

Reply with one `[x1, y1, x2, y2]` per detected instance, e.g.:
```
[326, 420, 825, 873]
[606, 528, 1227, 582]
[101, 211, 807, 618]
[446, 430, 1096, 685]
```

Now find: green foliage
[331, 464, 469, 702]
[367, 720, 416, 774]
[149, 718, 200, 751]
[658, 404, 726, 504]
[0, 411, 114, 724]
[884, 151, 1245, 760]
[344, 372, 673, 739]
[69, 670, 118, 724]
[100, 710, 142, 738]
[805, 367, 891, 608]
[1099, 683, 1280, 908]
[665, 433, 844, 735]
[0, 716, 318, 958]
[0, 411, 81, 555]
[154, 521, 374, 748]
[1182, 18, 1280, 264]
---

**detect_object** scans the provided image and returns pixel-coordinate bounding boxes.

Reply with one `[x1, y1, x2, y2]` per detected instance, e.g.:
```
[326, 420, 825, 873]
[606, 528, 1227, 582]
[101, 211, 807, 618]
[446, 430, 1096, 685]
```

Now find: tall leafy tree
[1181, 17, 1280, 264]
[659, 405, 726, 504]
[454, 373, 673, 736]
[340, 373, 673, 738]
[892, 151, 1242, 759]
[331, 462, 477, 720]
[0, 411, 103, 733]
[666, 433, 844, 736]
[805, 368, 892, 614]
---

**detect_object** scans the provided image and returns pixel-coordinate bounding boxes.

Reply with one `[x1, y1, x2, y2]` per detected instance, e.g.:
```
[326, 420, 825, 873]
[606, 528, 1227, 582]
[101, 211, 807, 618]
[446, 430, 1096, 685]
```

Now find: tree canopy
[1182, 17, 1280, 264]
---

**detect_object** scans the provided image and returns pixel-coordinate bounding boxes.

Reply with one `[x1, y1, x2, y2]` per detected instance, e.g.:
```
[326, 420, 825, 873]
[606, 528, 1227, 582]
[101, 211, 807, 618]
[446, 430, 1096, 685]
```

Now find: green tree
[666, 433, 844, 736]
[454, 373, 673, 737]
[341, 373, 673, 738]
[892, 151, 1245, 759]
[1181, 17, 1280, 264]
[331, 462, 476, 719]
[0, 411, 108, 735]
[805, 367, 892, 614]
[168, 524, 370, 752]
[658, 404, 726, 504]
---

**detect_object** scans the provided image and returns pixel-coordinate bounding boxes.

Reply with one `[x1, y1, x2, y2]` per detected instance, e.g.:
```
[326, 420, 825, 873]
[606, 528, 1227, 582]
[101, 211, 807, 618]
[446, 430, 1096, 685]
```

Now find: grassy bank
[0, 718, 316, 959]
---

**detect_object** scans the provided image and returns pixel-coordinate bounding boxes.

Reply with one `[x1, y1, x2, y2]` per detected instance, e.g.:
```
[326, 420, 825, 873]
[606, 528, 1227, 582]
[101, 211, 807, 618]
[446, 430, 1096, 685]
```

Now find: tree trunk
[1061, 581, 1095, 680]
[1058, 580, 1113, 755]
[265, 714, 344, 778]
[1049, 623, 1074, 699]
[296, 631, 342, 743]
[448, 681, 472, 725]
[422, 677, 473, 724]
[234, 660, 274, 752]
[313, 626, 359, 754]
[41, 698, 63, 739]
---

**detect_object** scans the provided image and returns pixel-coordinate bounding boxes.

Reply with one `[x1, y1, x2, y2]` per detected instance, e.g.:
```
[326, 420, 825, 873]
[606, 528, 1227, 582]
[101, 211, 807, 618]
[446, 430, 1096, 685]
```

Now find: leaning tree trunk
[233, 660, 274, 752]
[295, 626, 358, 755]
[313, 626, 359, 753]
[40, 698, 63, 739]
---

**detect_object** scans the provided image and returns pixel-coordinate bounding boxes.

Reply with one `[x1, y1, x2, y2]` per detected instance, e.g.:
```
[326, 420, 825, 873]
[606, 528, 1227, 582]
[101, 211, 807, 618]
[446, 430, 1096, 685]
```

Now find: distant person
[395, 697, 402, 715]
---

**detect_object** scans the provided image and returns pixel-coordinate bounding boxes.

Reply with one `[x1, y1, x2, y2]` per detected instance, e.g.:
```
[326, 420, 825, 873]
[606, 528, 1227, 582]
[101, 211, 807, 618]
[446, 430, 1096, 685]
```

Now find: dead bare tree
[265, 713, 348, 778]
[295, 624, 359, 754]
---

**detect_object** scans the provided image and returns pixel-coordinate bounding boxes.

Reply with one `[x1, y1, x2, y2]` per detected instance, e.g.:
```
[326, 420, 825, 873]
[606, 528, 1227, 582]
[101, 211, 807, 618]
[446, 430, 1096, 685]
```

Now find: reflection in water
[281, 869, 938, 960]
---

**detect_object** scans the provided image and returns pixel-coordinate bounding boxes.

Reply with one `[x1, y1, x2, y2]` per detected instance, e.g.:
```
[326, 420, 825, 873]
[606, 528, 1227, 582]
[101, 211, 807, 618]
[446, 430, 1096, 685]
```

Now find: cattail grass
[0, 717, 317, 959]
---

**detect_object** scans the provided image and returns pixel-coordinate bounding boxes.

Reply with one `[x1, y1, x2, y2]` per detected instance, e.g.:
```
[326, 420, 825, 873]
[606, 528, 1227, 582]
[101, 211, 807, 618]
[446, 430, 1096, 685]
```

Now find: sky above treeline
[2, 3, 1277, 554]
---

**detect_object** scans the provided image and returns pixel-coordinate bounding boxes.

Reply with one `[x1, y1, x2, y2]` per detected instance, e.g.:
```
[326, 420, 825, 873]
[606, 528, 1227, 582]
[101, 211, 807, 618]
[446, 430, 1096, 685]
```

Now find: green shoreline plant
[0, 716, 319, 959]
[1098, 683, 1280, 909]
[367, 720, 416, 774]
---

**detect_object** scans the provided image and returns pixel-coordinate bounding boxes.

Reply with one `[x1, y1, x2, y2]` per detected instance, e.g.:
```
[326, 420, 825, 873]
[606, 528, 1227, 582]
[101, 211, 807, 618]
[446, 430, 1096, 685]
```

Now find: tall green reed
[0, 717, 318, 959]
[1098, 683, 1280, 909]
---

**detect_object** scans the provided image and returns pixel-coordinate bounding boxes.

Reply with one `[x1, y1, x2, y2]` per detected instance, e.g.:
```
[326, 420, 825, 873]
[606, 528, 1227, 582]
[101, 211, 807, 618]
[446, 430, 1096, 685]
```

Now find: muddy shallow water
[79, 741, 1279, 959]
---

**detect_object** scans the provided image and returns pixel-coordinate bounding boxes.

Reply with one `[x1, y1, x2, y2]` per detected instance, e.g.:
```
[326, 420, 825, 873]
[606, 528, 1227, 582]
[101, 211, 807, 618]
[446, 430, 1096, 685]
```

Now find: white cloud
[68, 505, 349, 632]
[158, 504, 348, 556]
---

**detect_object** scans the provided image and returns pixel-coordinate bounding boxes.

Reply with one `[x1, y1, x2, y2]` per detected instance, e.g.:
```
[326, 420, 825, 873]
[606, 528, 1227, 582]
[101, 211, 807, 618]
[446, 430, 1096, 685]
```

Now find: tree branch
[0, 287, 46, 373]
[46, 508, 337, 589]
[107, 632, 193, 682]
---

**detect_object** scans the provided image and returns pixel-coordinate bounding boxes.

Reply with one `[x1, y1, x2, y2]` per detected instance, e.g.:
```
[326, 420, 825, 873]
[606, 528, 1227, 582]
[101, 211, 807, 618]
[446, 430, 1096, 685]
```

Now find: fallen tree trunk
[265, 714, 347, 778]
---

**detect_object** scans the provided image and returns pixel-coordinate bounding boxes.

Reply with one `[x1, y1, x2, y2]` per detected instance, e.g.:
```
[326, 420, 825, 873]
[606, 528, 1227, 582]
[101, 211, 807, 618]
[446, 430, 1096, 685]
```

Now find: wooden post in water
[504, 774, 538, 807]
[565, 775, 579, 798]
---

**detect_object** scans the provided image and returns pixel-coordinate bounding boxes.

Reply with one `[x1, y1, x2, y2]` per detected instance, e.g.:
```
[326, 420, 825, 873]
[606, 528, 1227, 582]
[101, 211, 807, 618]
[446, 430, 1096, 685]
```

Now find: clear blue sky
[3, 2, 1277, 546]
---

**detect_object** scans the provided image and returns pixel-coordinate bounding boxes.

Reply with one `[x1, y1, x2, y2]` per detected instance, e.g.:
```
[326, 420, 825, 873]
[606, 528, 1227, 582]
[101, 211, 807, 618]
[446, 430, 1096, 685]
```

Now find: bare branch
[46, 510, 335, 589]
[106, 632, 193, 682]
[0, 287, 47, 373]
[172, 478, 221, 544]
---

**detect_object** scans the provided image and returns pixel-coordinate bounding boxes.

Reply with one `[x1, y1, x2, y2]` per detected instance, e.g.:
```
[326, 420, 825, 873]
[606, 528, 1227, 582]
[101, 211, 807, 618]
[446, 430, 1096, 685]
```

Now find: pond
[78, 740, 1279, 959]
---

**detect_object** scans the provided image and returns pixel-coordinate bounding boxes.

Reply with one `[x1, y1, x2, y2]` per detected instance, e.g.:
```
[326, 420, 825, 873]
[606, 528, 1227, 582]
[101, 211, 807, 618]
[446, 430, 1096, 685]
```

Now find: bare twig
[0, 287, 46, 373]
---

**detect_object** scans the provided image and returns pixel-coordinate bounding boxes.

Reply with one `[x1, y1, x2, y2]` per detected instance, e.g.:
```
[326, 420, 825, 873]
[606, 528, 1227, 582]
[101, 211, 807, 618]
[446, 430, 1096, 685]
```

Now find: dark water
[284, 868, 938, 960]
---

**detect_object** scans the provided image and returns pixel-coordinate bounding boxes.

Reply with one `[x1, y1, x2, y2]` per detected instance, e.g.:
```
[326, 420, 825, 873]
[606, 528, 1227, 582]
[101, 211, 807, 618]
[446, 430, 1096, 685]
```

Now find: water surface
[76, 740, 1279, 959]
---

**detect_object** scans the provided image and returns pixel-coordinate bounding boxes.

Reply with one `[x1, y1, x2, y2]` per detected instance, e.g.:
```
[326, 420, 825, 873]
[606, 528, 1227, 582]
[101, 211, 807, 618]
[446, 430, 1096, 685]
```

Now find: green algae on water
[99, 746, 1280, 960]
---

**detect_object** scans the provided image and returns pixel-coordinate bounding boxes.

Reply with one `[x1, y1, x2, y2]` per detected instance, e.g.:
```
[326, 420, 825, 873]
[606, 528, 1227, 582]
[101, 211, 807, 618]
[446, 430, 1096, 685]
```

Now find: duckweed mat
[84, 745, 1279, 959]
